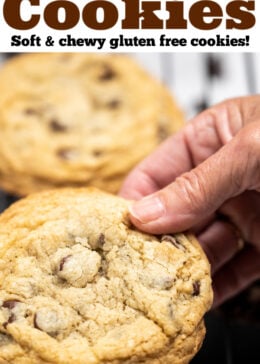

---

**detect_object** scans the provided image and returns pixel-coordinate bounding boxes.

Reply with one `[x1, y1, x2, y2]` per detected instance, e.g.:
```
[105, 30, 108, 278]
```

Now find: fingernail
[129, 196, 166, 224]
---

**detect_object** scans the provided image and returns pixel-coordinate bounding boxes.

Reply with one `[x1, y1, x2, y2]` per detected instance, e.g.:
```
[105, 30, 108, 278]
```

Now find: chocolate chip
[97, 233, 106, 248]
[33, 313, 40, 330]
[0, 333, 11, 345]
[92, 150, 103, 157]
[2, 300, 20, 310]
[24, 108, 38, 116]
[98, 266, 104, 275]
[58, 54, 72, 62]
[192, 281, 201, 296]
[59, 255, 72, 271]
[99, 65, 116, 81]
[107, 99, 121, 109]
[157, 125, 169, 142]
[8, 314, 16, 323]
[161, 235, 185, 251]
[3, 313, 16, 329]
[49, 119, 67, 132]
[56, 148, 77, 161]
[168, 303, 174, 319]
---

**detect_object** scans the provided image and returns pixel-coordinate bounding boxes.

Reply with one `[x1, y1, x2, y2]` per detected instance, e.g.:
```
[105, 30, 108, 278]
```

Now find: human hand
[120, 96, 260, 307]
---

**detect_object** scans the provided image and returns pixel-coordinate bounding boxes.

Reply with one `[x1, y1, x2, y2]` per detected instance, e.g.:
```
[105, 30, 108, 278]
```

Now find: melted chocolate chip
[3, 322, 8, 330]
[2, 300, 20, 310]
[161, 235, 185, 251]
[49, 119, 67, 133]
[99, 65, 116, 81]
[168, 303, 174, 319]
[59, 255, 72, 271]
[107, 99, 121, 109]
[97, 233, 106, 247]
[56, 148, 76, 161]
[33, 313, 40, 330]
[24, 108, 38, 116]
[92, 150, 103, 157]
[98, 266, 105, 275]
[58, 54, 73, 62]
[192, 281, 201, 296]
[3, 313, 16, 329]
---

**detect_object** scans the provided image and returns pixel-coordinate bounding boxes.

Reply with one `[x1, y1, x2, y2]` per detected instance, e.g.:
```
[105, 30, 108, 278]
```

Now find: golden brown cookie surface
[0, 188, 212, 363]
[0, 53, 184, 196]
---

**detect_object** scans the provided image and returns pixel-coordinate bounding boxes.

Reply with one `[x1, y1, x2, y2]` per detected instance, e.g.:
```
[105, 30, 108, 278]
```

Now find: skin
[120, 96, 260, 307]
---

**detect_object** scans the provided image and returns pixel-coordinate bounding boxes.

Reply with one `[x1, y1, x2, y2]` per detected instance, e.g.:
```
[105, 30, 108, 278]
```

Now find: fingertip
[128, 213, 168, 235]
[128, 197, 179, 235]
[128, 195, 166, 224]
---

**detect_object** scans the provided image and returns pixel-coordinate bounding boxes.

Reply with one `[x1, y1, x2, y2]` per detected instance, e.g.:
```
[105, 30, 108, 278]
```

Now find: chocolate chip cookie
[0, 188, 212, 363]
[0, 53, 184, 196]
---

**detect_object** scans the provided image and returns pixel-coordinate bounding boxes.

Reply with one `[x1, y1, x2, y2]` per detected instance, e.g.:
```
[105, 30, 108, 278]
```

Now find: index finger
[119, 96, 255, 200]
[119, 132, 192, 199]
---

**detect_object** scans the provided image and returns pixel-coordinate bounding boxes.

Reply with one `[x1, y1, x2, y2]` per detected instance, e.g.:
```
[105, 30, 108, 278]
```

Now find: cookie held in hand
[0, 53, 184, 196]
[0, 188, 212, 364]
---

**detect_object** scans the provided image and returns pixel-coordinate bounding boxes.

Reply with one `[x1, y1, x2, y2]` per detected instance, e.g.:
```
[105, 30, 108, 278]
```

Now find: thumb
[129, 123, 260, 234]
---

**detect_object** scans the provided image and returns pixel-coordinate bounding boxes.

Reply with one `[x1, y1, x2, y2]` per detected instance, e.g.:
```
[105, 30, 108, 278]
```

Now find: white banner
[0, 0, 258, 52]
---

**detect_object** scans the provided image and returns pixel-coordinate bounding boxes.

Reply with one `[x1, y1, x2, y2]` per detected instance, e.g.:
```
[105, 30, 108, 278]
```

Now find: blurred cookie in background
[0, 53, 184, 196]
